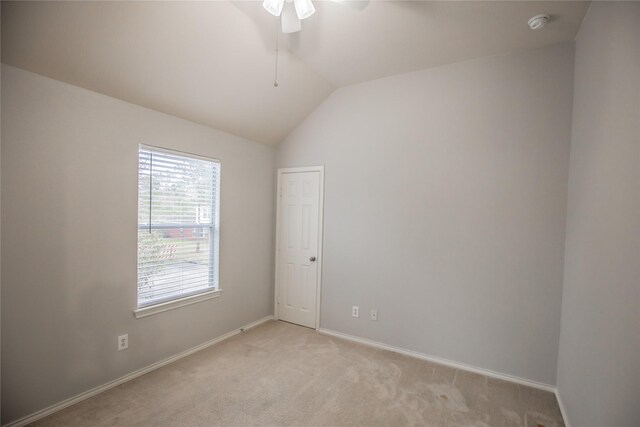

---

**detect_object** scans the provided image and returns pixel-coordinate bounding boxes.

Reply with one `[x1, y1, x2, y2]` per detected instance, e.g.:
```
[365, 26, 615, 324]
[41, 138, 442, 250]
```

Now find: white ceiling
[1, 1, 589, 145]
[237, 0, 590, 86]
[1, 1, 334, 145]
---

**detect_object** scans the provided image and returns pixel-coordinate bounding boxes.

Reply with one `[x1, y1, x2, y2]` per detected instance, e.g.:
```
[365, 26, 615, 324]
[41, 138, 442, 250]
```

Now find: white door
[276, 169, 323, 329]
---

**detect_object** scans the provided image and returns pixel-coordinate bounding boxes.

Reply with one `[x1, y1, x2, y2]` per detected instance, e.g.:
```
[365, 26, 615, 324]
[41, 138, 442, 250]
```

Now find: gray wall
[277, 43, 575, 386]
[1, 65, 275, 424]
[556, 3, 640, 426]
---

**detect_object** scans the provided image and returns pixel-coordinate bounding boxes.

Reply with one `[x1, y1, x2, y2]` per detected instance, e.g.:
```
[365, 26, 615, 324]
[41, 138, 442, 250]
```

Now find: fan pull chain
[274, 17, 279, 88]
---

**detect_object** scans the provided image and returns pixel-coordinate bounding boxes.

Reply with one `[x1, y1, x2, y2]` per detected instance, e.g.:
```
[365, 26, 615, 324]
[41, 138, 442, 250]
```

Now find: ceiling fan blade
[294, 0, 315, 20]
[263, 0, 284, 17]
[281, 2, 302, 33]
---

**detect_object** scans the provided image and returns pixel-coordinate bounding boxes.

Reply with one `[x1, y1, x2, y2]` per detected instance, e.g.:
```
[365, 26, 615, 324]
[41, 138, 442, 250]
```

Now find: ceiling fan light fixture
[294, 0, 315, 20]
[263, 0, 285, 17]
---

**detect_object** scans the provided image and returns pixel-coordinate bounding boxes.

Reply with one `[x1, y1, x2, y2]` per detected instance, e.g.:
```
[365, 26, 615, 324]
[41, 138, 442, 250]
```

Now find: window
[136, 145, 220, 313]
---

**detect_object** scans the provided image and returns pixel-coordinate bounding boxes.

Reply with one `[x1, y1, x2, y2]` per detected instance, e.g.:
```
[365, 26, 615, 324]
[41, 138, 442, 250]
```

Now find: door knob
[309, 256, 316, 262]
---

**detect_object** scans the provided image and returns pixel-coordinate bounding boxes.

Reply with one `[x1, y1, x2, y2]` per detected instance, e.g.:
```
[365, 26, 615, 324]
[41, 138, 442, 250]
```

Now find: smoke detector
[528, 14, 550, 30]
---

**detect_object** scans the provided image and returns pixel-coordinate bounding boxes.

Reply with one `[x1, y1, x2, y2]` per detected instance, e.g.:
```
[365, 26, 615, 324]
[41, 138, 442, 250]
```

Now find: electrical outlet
[370, 309, 378, 321]
[352, 306, 359, 318]
[118, 334, 128, 351]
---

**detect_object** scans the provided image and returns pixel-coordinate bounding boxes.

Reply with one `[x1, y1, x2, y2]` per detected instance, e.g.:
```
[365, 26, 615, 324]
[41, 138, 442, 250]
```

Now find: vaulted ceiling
[1, 1, 589, 146]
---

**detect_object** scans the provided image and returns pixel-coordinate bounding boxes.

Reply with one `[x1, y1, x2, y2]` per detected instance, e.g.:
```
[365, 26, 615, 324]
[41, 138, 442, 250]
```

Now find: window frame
[134, 144, 222, 318]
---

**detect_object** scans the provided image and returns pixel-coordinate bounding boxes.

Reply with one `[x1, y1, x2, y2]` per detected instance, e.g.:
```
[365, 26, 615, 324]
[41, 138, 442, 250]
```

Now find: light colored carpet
[31, 320, 564, 427]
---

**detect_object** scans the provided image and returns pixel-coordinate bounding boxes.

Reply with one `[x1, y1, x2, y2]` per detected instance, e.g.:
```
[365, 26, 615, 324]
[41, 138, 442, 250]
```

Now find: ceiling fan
[263, 0, 369, 34]
[263, 0, 315, 33]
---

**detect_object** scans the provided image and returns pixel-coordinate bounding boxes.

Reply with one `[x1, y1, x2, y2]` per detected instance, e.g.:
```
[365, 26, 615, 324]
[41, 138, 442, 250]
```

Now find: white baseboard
[555, 389, 572, 427]
[3, 315, 275, 427]
[318, 327, 556, 393]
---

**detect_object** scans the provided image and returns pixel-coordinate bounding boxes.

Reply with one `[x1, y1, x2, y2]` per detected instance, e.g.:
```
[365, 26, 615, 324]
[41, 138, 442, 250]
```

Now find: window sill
[134, 289, 222, 319]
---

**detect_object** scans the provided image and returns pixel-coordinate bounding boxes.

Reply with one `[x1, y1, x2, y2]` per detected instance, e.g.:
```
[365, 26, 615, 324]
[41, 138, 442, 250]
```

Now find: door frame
[274, 166, 325, 330]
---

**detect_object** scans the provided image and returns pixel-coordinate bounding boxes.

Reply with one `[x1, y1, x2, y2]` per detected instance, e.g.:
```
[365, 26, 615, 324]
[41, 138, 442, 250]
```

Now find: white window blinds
[137, 146, 220, 308]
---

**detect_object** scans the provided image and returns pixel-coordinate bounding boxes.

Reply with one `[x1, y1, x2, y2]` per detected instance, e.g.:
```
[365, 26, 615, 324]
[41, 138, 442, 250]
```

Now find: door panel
[277, 171, 321, 328]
